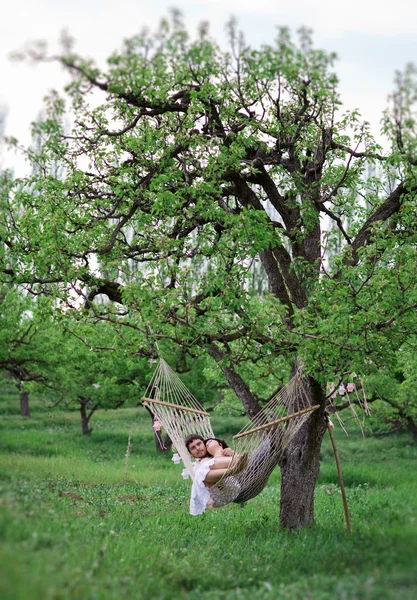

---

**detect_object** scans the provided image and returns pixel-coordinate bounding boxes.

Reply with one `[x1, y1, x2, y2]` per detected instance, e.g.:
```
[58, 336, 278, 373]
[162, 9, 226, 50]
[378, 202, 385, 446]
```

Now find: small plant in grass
[124, 434, 132, 480]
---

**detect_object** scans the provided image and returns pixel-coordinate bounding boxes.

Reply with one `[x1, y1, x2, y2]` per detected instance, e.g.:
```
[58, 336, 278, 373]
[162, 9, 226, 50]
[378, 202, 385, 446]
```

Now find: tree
[0, 288, 61, 417]
[17, 313, 152, 435]
[50, 320, 150, 435]
[2, 13, 417, 528]
[364, 345, 417, 442]
[0, 286, 150, 429]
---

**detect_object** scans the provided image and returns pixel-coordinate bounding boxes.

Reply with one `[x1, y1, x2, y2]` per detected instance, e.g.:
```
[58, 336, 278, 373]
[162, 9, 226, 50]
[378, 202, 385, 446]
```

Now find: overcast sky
[1, 0, 416, 172]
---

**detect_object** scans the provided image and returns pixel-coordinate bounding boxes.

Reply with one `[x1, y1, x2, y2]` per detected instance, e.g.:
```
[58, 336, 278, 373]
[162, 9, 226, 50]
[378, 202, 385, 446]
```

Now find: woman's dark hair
[184, 433, 205, 452]
[204, 437, 229, 454]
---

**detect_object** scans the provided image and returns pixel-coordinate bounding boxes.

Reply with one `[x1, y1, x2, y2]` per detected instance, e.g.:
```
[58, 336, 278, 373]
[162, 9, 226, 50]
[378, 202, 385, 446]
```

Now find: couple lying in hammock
[185, 434, 248, 515]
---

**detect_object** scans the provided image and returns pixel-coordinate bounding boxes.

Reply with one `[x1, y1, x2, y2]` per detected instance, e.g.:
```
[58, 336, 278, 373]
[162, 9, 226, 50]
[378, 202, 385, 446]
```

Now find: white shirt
[189, 458, 215, 516]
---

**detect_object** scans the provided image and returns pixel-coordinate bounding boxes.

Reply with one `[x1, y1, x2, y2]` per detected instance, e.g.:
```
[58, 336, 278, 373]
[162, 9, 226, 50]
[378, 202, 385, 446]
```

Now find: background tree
[2, 13, 417, 528]
[0, 286, 152, 429]
[15, 312, 153, 435]
[0, 288, 61, 417]
[43, 321, 150, 435]
[364, 345, 417, 443]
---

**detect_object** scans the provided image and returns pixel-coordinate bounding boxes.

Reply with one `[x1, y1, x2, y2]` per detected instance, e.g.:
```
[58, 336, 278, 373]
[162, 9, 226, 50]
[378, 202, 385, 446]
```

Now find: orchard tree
[27, 316, 151, 435]
[0, 288, 61, 416]
[363, 344, 417, 443]
[2, 13, 417, 528]
[321, 345, 417, 443]
[0, 285, 150, 429]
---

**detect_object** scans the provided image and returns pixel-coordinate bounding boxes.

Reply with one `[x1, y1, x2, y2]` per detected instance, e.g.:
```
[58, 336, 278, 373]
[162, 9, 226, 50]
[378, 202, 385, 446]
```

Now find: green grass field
[1, 388, 416, 600]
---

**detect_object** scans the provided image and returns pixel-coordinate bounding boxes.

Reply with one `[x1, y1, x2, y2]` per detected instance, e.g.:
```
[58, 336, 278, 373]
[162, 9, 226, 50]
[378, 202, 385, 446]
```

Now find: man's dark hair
[184, 433, 205, 452]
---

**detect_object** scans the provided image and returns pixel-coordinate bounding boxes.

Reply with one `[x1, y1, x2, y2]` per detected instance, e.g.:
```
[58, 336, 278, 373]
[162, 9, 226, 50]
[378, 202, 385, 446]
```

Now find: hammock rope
[142, 359, 319, 507]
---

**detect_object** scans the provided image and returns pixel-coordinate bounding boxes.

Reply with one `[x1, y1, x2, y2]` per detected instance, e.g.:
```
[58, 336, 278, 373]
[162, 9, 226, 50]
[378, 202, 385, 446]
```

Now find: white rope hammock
[142, 359, 319, 507]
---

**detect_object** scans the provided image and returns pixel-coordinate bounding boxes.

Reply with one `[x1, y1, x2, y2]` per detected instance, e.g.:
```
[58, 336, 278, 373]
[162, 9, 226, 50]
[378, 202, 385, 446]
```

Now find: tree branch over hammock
[208, 342, 262, 418]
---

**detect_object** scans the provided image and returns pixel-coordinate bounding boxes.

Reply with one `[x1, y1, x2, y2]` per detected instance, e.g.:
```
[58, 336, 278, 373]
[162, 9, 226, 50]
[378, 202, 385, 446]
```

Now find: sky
[1, 0, 416, 173]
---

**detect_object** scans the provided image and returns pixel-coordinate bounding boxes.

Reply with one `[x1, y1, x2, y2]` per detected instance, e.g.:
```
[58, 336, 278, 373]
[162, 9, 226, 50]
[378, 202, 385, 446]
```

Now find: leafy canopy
[2, 13, 417, 411]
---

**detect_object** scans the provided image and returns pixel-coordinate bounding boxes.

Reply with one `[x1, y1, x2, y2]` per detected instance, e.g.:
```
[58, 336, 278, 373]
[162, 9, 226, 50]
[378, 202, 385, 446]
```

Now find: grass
[1, 389, 417, 599]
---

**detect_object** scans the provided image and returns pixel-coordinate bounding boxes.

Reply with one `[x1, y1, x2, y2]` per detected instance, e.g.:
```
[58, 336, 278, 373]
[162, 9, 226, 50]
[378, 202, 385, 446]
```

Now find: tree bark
[279, 377, 327, 530]
[20, 390, 30, 417]
[208, 342, 262, 419]
[79, 398, 96, 435]
[406, 416, 417, 444]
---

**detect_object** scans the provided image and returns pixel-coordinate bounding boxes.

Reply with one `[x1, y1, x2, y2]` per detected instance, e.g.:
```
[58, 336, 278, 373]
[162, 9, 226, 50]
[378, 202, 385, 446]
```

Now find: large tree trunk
[406, 416, 417, 444]
[20, 390, 30, 417]
[79, 397, 97, 436]
[279, 377, 327, 530]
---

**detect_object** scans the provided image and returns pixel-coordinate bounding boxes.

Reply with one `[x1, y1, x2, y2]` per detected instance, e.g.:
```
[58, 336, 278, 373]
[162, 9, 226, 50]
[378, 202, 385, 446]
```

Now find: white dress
[189, 458, 215, 516]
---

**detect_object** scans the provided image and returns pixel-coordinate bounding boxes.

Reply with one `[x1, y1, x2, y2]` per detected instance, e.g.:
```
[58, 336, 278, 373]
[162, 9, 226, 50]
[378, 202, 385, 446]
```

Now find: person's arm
[208, 456, 232, 470]
[221, 448, 235, 457]
[204, 468, 229, 484]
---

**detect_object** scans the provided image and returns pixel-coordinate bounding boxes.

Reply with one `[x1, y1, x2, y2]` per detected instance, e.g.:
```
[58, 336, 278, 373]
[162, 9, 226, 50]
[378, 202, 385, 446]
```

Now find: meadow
[1, 387, 416, 600]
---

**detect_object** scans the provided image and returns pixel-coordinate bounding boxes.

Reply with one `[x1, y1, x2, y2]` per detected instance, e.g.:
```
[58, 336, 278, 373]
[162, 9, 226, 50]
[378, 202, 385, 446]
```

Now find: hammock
[142, 359, 319, 507]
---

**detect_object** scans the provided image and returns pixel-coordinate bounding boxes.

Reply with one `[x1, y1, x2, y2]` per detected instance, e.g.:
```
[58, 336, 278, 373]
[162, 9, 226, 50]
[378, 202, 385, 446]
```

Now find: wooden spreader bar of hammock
[142, 397, 210, 417]
[233, 404, 321, 440]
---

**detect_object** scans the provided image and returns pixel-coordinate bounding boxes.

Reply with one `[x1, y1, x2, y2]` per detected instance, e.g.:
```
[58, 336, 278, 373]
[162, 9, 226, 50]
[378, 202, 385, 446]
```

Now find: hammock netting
[142, 359, 319, 507]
